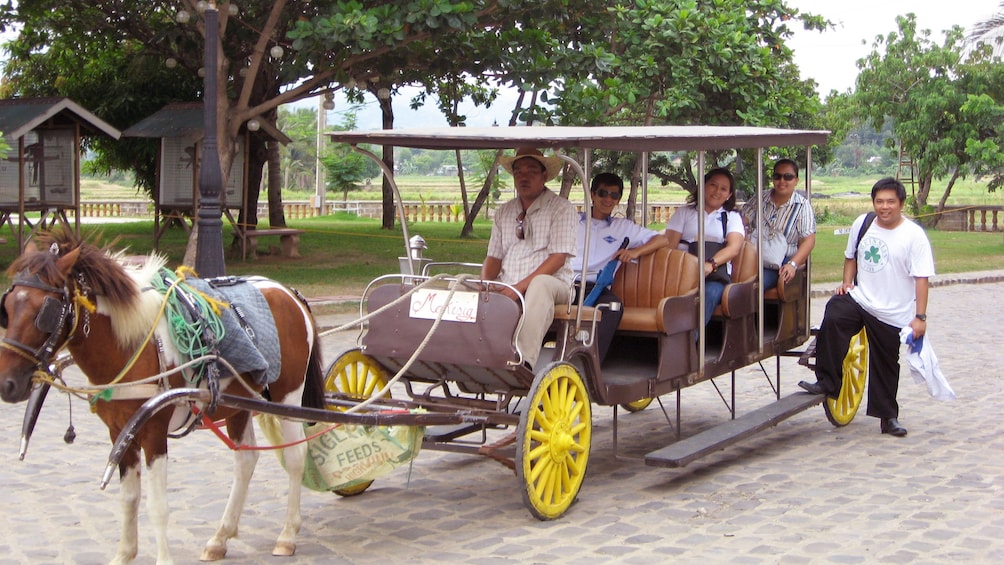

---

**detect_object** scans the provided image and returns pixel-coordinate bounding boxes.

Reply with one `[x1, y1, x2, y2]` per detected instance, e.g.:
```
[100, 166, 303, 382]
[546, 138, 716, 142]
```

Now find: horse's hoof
[272, 541, 296, 557]
[199, 546, 227, 562]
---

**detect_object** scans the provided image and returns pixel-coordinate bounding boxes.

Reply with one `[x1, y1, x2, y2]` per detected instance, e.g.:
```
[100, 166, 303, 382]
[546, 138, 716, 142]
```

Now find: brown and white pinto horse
[0, 230, 326, 564]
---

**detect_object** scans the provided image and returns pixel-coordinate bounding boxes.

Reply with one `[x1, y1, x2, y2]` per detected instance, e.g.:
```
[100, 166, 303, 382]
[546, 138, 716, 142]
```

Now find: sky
[339, 0, 1004, 130]
[786, 0, 1000, 95]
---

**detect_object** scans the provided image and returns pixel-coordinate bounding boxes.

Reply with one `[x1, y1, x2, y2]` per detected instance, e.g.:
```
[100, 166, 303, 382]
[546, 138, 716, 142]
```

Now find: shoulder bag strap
[853, 211, 877, 284]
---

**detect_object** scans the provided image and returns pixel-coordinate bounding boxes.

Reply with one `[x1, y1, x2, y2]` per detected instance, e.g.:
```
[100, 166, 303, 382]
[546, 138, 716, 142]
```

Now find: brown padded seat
[716, 240, 758, 318]
[609, 247, 700, 333]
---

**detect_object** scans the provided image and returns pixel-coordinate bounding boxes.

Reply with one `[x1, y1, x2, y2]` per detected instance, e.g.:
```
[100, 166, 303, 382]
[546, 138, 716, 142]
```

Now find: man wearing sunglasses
[741, 159, 816, 290]
[570, 173, 668, 362]
[482, 147, 578, 370]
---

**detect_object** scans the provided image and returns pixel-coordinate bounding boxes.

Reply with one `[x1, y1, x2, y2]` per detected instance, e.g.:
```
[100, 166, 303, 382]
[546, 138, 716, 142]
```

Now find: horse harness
[0, 269, 171, 404]
[0, 269, 78, 368]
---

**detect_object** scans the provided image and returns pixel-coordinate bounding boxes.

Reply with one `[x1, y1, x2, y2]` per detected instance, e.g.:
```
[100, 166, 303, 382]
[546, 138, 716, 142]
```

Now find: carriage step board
[645, 392, 824, 468]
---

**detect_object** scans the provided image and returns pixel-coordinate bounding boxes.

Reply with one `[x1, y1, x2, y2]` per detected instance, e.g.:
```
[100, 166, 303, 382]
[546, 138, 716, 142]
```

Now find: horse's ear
[22, 242, 41, 256]
[55, 246, 81, 278]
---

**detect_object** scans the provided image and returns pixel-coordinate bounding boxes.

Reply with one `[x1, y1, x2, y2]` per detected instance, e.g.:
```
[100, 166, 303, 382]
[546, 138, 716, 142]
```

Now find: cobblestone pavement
[1, 276, 1002, 564]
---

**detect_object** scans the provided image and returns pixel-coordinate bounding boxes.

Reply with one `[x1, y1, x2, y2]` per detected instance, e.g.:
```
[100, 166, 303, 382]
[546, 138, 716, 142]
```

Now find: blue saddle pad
[181, 277, 281, 386]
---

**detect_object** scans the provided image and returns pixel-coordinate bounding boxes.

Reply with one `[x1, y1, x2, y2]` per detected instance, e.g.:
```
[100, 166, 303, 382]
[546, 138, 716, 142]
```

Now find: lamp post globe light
[195, 2, 226, 278]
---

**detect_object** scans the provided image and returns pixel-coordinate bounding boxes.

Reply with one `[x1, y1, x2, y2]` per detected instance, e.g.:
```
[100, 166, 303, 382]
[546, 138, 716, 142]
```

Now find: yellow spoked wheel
[324, 349, 391, 496]
[620, 397, 653, 413]
[824, 329, 868, 427]
[516, 362, 592, 520]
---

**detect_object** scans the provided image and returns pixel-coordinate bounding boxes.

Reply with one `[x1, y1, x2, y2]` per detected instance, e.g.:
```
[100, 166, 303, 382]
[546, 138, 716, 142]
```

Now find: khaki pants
[517, 275, 572, 369]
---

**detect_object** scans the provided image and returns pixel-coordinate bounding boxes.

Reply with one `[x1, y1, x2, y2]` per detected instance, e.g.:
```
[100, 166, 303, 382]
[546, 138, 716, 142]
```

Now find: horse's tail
[301, 331, 326, 410]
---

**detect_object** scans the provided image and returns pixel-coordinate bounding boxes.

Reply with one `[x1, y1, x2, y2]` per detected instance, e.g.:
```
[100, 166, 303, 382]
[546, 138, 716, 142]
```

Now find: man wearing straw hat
[482, 147, 577, 370]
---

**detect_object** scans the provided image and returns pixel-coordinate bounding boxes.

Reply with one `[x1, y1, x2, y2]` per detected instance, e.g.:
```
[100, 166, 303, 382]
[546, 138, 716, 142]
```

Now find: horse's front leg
[146, 454, 173, 565]
[201, 416, 258, 562]
[273, 418, 307, 556]
[136, 425, 174, 565]
[108, 461, 141, 565]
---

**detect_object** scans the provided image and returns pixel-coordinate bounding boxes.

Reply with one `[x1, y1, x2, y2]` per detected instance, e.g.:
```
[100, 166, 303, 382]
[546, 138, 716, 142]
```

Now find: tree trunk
[267, 140, 286, 227]
[461, 150, 503, 238]
[917, 174, 933, 209]
[460, 92, 528, 238]
[627, 154, 643, 222]
[932, 166, 962, 229]
[455, 149, 470, 218]
[238, 132, 267, 246]
[379, 95, 396, 229]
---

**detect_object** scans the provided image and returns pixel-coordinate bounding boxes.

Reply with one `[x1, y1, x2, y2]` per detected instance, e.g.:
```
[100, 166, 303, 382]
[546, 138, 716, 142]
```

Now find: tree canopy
[851, 14, 1004, 223]
[1, 0, 836, 233]
[0, 1, 587, 200]
[544, 0, 828, 210]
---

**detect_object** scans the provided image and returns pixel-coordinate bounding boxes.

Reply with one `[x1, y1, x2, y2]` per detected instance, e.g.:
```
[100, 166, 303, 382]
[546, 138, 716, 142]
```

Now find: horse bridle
[0, 270, 75, 368]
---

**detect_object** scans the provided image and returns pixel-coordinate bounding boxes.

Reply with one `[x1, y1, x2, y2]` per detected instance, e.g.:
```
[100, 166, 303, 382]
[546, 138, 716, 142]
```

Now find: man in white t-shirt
[799, 178, 935, 437]
[570, 172, 668, 361]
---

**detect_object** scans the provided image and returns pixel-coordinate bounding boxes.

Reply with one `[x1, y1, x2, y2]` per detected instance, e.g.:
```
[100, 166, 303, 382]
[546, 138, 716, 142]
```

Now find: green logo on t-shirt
[864, 245, 881, 264]
[858, 237, 889, 274]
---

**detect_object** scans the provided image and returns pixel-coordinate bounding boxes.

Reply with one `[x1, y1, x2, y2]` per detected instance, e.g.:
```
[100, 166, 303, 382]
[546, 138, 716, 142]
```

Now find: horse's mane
[9, 229, 168, 348]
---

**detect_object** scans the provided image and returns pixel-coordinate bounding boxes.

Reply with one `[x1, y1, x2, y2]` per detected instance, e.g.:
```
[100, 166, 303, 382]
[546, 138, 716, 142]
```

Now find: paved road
[1, 276, 1002, 564]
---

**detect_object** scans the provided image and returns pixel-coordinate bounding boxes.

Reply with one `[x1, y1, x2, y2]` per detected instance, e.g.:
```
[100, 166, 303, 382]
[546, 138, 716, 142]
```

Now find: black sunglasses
[772, 173, 797, 181]
[594, 189, 622, 200]
[516, 211, 526, 240]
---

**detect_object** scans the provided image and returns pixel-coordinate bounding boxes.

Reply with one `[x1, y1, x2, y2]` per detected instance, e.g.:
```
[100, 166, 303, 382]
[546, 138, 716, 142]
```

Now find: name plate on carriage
[409, 288, 479, 323]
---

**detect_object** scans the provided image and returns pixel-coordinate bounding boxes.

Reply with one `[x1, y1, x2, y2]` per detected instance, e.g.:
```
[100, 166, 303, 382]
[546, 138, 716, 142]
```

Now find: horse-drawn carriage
[0, 125, 879, 563]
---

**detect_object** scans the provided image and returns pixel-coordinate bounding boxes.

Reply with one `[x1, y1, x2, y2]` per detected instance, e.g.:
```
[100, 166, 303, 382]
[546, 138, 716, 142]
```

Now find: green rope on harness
[150, 268, 227, 384]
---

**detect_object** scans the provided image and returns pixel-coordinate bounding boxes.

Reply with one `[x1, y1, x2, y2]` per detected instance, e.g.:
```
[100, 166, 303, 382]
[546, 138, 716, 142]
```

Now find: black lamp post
[195, 3, 226, 278]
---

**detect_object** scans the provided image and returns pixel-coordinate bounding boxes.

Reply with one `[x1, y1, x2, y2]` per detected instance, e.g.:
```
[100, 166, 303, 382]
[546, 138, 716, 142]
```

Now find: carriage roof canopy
[0, 97, 123, 249]
[325, 125, 829, 152]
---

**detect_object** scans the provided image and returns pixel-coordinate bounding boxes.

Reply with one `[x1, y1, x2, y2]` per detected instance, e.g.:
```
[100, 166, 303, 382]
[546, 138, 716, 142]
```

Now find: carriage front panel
[362, 284, 531, 390]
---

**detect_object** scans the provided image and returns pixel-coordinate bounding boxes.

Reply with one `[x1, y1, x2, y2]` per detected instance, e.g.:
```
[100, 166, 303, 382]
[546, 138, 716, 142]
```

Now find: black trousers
[815, 293, 903, 419]
[577, 283, 624, 363]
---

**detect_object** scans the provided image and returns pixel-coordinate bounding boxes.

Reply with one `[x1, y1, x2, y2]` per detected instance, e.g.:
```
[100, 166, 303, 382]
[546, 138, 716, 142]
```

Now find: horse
[0, 229, 326, 564]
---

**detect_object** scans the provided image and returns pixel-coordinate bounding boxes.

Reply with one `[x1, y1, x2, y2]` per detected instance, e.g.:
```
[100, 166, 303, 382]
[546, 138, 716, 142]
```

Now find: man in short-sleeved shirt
[570, 172, 667, 362]
[741, 159, 816, 289]
[799, 177, 935, 438]
[482, 147, 577, 369]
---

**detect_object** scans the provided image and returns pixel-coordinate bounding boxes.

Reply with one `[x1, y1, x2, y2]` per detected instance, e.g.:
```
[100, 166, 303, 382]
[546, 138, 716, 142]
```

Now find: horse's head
[0, 242, 79, 402]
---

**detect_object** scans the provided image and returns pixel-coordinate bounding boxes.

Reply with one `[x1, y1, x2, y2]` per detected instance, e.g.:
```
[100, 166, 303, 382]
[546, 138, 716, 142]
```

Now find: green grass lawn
[3, 212, 1001, 299]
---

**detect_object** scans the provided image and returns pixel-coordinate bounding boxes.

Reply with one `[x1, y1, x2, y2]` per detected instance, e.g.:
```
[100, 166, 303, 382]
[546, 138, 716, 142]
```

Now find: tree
[276, 106, 321, 192]
[0, 0, 587, 244]
[853, 14, 1004, 223]
[541, 0, 828, 216]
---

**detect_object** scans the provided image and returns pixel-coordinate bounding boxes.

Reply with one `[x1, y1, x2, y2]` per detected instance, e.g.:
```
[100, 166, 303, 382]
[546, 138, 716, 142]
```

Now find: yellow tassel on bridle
[73, 287, 96, 314]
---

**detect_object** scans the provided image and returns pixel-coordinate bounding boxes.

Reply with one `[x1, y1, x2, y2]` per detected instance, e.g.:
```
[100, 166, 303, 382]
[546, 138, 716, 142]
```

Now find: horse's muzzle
[0, 370, 33, 403]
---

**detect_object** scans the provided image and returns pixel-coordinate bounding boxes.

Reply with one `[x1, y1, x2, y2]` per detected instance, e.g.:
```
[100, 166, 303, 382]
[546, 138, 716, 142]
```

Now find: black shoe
[881, 418, 908, 437]
[798, 380, 829, 396]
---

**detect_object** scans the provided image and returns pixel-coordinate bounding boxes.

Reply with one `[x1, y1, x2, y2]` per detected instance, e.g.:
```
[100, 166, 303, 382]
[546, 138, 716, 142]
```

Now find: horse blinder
[0, 290, 9, 329]
[35, 296, 64, 335]
[0, 291, 65, 334]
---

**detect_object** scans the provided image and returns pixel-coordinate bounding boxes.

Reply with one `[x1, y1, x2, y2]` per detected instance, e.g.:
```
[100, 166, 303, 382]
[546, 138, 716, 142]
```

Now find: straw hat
[499, 147, 563, 182]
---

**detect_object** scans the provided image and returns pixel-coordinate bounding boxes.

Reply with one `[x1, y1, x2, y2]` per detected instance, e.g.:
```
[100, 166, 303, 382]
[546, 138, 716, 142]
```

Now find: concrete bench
[240, 228, 305, 259]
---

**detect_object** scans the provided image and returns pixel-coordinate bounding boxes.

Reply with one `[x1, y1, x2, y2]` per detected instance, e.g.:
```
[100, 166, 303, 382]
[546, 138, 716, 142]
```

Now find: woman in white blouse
[664, 167, 746, 326]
